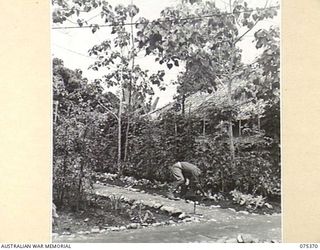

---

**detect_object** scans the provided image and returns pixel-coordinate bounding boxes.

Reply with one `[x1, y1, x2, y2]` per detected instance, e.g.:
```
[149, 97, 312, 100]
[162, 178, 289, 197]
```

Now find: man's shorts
[169, 165, 185, 183]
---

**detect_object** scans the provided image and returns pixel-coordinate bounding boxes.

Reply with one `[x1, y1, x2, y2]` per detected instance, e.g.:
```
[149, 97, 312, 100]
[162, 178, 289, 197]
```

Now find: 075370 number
[300, 244, 319, 248]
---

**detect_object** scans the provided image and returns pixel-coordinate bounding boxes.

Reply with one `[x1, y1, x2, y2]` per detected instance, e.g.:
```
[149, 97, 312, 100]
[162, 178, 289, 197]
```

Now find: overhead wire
[52, 43, 96, 60]
[86, 12, 102, 22]
[52, 2, 275, 85]
[52, 5, 279, 30]
[55, 29, 72, 37]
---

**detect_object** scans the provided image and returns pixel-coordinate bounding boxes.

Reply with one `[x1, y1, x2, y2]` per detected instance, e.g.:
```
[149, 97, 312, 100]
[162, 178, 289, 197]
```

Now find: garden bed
[95, 172, 281, 215]
[53, 194, 179, 236]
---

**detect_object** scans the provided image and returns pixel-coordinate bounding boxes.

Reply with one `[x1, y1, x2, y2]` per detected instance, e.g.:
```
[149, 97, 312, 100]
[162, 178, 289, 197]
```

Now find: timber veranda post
[217, 75, 236, 172]
[174, 111, 178, 157]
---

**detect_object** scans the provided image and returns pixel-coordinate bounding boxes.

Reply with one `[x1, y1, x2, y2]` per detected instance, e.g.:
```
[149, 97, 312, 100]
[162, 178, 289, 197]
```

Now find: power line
[65, 18, 78, 25]
[56, 29, 72, 37]
[86, 12, 101, 22]
[52, 5, 279, 30]
[216, 0, 230, 8]
[52, 44, 133, 72]
[52, 43, 96, 60]
[52, 34, 260, 62]
[52, 42, 160, 61]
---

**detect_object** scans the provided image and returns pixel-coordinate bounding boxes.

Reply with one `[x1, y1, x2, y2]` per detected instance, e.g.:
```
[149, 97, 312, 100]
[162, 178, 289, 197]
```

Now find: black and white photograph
[51, 0, 281, 243]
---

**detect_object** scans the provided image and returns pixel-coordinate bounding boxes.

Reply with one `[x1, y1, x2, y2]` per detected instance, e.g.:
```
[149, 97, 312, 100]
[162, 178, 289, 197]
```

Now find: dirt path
[53, 184, 281, 243]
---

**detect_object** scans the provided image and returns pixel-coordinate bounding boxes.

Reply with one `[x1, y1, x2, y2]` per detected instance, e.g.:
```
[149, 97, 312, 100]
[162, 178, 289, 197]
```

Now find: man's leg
[167, 166, 185, 199]
[180, 182, 188, 198]
[190, 172, 206, 197]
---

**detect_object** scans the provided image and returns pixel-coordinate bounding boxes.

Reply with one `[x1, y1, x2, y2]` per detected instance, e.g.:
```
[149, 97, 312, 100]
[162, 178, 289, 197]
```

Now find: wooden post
[202, 117, 206, 136]
[174, 112, 178, 158]
[54, 100, 59, 125]
[216, 76, 236, 170]
[174, 115, 178, 137]
[182, 94, 185, 116]
[188, 104, 192, 137]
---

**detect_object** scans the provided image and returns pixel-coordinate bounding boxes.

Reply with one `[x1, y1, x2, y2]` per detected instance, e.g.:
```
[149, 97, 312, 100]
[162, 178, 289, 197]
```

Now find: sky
[51, 0, 280, 108]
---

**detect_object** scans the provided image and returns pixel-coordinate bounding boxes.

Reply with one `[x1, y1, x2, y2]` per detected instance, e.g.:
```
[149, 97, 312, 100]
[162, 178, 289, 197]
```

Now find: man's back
[173, 162, 201, 177]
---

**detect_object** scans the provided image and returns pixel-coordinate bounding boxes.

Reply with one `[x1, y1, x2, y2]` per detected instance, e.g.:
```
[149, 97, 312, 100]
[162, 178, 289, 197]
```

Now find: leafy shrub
[230, 190, 267, 210]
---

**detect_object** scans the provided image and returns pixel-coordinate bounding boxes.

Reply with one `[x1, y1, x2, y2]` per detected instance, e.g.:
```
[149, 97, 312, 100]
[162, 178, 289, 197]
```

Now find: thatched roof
[150, 81, 266, 120]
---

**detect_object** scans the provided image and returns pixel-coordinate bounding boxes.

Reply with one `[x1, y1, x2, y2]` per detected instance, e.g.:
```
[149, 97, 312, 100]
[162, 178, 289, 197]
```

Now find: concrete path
[53, 184, 281, 243]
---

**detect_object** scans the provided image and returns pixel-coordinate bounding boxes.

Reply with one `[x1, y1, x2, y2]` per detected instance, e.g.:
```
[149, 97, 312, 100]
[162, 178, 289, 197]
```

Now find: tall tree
[135, 0, 278, 169]
[86, 3, 165, 173]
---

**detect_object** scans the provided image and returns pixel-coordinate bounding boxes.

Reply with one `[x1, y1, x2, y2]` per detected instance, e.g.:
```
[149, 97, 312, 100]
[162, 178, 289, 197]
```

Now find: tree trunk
[223, 0, 236, 169]
[228, 118, 236, 163]
[181, 94, 185, 116]
[128, 121, 137, 163]
[221, 170, 225, 192]
[54, 100, 59, 125]
[118, 104, 122, 174]
[202, 116, 206, 136]
[77, 123, 90, 211]
[117, 76, 123, 175]
[124, 6, 135, 163]
[59, 105, 71, 207]
[227, 80, 236, 169]
[76, 159, 85, 211]
[174, 113, 178, 159]
[124, 119, 130, 162]
[59, 152, 68, 207]
[188, 104, 192, 136]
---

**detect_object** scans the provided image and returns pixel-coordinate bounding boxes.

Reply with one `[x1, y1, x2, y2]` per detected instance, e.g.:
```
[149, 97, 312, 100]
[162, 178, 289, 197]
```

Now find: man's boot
[166, 190, 180, 200]
[166, 193, 175, 200]
[180, 184, 188, 199]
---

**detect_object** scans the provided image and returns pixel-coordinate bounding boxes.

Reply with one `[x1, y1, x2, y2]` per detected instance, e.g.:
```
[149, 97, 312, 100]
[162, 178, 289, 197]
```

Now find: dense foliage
[52, 0, 280, 209]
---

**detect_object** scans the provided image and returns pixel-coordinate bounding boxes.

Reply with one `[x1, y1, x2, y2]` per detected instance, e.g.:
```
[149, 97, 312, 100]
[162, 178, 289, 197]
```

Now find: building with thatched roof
[148, 81, 268, 140]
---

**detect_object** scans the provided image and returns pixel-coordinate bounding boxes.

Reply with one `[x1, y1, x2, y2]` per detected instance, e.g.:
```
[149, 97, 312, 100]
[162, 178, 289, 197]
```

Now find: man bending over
[167, 161, 206, 200]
